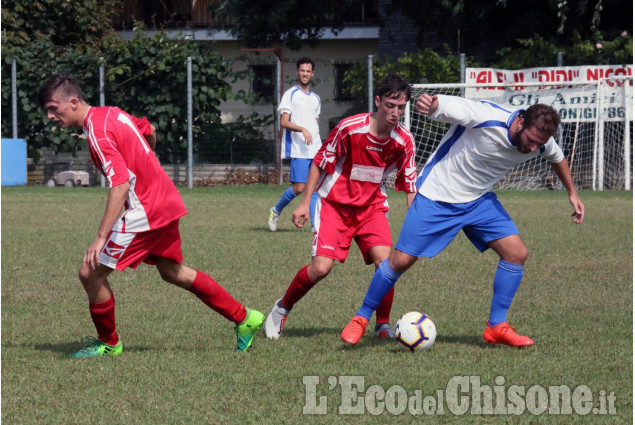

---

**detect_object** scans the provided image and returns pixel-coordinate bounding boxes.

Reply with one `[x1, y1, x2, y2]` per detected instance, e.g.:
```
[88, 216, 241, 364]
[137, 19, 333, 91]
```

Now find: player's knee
[503, 245, 528, 265]
[77, 265, 90, 284]
[309, 264, 331, 282]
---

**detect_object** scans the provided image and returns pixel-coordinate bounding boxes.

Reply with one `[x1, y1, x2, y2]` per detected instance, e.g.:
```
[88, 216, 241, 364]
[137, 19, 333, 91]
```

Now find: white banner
[466, 65, 632, 86]
[463, 65, 633, 123]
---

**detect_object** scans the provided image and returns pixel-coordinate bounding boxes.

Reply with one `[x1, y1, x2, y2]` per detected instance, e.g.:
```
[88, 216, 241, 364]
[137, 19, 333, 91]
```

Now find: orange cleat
[483, 321, 534, 347]
[341, 316, 369, 346]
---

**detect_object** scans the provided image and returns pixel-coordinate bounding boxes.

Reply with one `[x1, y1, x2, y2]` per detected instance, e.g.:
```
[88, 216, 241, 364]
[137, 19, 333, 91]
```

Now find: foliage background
[1, 0, 632, 161]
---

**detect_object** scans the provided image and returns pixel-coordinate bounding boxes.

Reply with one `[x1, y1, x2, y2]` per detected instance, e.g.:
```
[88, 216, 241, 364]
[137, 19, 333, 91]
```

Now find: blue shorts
[395, 192, 519, 258]
[290, 158, 313, 184]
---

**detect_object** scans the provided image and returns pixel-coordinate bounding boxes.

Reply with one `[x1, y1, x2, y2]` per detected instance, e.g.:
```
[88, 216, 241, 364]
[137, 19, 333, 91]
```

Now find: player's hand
[292, 203, 310, 228]
[302, 128, 313, 145]
[569, 194, 585, 224]
[84, 236, 106, 270]
[415, 94, 439, 115]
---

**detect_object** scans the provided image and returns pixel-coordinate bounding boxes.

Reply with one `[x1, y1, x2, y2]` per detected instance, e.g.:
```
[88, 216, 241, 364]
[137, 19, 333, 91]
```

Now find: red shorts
[312, 198, 392, 264]
[99, 220, 184, 271]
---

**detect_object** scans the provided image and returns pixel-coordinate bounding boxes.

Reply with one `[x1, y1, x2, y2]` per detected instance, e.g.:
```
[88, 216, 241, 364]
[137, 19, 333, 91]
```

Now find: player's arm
[292, 162, 321, 228]
[84, 181, 130, 270]
[549, 159, 585, 224]
[281, 112, 313, 145]
[415, 94, 439, 115]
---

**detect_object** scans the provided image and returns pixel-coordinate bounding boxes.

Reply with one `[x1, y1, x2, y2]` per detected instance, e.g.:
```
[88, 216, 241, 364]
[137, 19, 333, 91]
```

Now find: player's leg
[72, 263, 122, 357]
[462, 193, 532, 347]
[367, 245, 396, 338]
[482, 235, 533, 347]
[264, 255, 334, 339]
[341, 249, 417, 345]
[342, 194, 460, 346]
[355, 207, 397, 338]
[269, 158, 310, 231]
[155, 259, 264, 352]
[265, 198, 348, 339]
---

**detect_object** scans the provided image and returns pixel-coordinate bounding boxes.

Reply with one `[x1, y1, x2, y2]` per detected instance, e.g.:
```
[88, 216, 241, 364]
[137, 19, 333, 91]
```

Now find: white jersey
[418, 95, 564, 203]
[278, 85, 321, 159]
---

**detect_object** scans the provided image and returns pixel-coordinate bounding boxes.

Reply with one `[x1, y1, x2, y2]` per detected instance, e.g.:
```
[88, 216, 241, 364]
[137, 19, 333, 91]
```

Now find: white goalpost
[400, 77, 633, 191]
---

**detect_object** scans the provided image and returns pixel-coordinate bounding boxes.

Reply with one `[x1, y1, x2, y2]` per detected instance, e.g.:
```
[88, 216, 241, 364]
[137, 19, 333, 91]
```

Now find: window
[250, 64, 276, 102]
[333, 63, 354, 101]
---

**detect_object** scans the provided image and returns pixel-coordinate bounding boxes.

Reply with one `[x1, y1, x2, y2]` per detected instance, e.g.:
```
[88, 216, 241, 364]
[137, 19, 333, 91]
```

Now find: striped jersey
[314, 113, 417, 207]
[418, 95, 564, 203]
[278, 85, 321, 159]
[84, 106, 187, 232]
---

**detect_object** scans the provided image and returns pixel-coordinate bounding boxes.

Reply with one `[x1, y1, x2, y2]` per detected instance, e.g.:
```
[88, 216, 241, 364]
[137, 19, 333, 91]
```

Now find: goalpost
[400, 77, 633, 191]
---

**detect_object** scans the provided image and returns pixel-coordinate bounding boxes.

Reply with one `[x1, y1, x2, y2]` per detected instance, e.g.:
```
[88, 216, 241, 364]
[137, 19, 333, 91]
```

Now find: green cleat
[235, 308, 264, 352]
[70, 337, 123, 358]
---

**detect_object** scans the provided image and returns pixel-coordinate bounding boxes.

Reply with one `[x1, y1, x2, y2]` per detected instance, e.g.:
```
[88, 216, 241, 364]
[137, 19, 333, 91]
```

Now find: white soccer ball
[395, 311, 437, 351]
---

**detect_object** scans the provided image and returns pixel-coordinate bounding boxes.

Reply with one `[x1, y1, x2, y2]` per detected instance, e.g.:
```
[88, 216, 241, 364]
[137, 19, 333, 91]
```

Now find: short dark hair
[296, 57, 314, 71]
[522, 104, 561, 136]
[376, 74, 411, 102]
[38, 73, 84, 108]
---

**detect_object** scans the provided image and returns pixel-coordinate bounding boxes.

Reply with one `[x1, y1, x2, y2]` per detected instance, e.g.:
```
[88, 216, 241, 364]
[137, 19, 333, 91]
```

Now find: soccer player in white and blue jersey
[342, 93, 585, 347]
[268, 57, 321, 231]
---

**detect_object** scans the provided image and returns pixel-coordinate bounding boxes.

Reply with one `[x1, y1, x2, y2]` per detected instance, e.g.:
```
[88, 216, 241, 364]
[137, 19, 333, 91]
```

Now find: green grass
[2, 186, 632, 424]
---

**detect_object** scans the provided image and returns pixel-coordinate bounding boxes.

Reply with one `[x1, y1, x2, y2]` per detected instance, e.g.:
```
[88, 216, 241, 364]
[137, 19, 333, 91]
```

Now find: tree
[389, 0, 632, 62]
[212, 0, 360, 50]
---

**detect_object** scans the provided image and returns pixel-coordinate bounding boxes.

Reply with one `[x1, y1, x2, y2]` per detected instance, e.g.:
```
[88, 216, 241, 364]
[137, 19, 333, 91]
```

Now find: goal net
[399, 78, 633, 191]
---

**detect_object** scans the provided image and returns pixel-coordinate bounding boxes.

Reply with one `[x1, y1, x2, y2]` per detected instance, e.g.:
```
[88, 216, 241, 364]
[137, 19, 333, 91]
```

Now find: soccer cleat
[264, 298, 290, 339]
[483, 321, 534, 347]
[235, 308, 264, 352]
[268, 207, 280, 232]
[374, 322, 395, 339]
[341, 316, 369, 346]
[70, 337, 123, 358]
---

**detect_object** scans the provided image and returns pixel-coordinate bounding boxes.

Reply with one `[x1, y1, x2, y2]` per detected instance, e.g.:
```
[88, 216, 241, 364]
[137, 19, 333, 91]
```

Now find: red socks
[375, 286, 395, 324]
[281, 265, 317, 309]
[188, 271, 246, 323]
[89, 295, 119, 346]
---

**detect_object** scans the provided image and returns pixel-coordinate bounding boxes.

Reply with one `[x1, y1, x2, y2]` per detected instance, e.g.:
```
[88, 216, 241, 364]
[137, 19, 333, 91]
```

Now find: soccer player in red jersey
[264, 74, 418, 340]
[38, 73, 264, 356]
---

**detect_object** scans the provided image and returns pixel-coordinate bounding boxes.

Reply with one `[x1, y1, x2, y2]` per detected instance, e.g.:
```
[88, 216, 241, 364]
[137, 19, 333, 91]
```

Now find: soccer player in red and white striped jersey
[38, 73, 264, 356]
[264, 74, 418, 340]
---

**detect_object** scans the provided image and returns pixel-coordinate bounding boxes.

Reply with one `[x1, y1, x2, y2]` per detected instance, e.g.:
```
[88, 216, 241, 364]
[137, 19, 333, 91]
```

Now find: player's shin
[356, 259, 401, 320]
[188, 271, 246, 323]
[488, 260, 524, 326]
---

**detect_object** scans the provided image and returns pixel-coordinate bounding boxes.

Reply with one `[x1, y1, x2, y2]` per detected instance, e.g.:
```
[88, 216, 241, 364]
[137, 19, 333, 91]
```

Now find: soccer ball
[395, 311, 437, 351]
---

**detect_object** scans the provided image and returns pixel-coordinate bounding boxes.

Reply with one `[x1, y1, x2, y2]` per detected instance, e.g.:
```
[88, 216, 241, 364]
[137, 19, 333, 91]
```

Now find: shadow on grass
[248, 226, 308, 233]
[436, 334, 485, 346]
[28, 341, 153, 356]
[277, 326, 343, 338]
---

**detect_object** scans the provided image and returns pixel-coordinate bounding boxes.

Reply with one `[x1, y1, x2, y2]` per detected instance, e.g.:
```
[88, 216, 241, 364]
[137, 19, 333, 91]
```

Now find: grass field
[1, 185, 632, 424]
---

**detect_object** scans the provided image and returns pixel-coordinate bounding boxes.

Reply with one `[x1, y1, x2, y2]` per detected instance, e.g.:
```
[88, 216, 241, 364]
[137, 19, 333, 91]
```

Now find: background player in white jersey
[264, 74, 418, 340]
[342, 93, 585, 347]
[38, 73, 264, 357]
[268, 57, 321, 231]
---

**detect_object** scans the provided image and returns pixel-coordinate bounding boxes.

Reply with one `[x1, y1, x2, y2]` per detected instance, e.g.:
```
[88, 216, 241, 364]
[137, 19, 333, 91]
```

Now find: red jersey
[84, 106, 187, 232]
[314, 113, 417, 207]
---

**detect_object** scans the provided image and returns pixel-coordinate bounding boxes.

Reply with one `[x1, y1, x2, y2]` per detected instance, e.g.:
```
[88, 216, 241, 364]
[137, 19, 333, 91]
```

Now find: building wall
[211, 38, 379, 141]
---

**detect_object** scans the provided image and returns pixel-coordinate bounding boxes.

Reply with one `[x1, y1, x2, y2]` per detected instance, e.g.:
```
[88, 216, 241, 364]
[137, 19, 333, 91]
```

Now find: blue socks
[274, 187, 297, 214]
[356, 259, 402, 320]
[488, 260, 524, 326]
[275, 188, 318, 227]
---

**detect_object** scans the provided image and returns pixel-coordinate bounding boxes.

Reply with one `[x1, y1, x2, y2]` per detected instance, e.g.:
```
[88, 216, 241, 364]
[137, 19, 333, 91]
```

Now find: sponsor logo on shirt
[366, 146, 383, 152]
